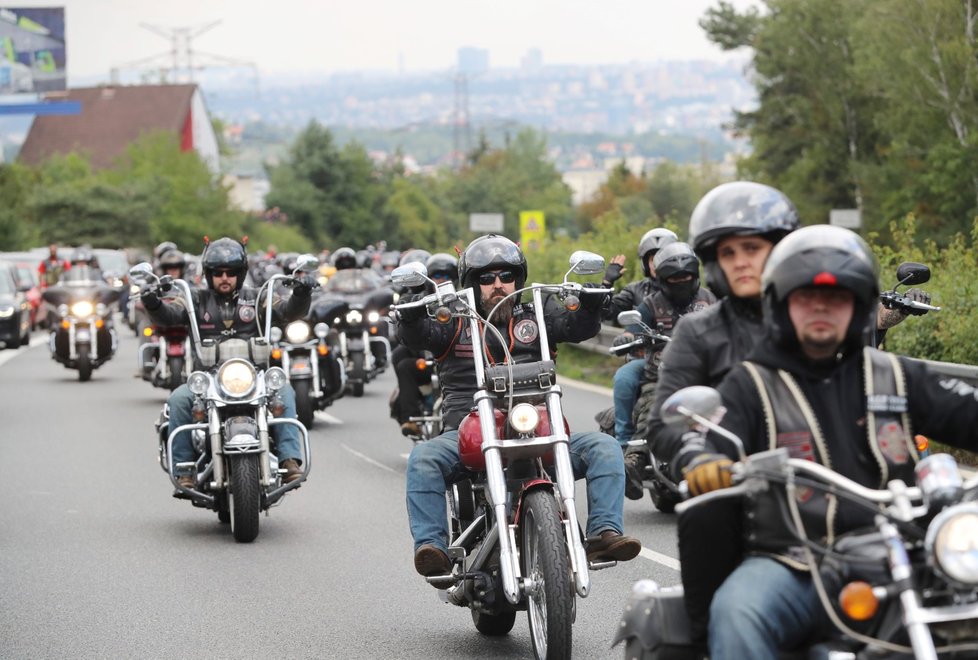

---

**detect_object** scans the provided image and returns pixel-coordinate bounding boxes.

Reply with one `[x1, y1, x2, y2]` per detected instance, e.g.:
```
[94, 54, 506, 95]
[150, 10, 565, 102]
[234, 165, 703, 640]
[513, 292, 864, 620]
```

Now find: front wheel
[168, 356, 185, 391]
[77, 344, 92, 382]
[350, 351, 365, 397]
[228, 455, 261, 542]
[294, 379, 314, 428]
[521, 490, 573, 660]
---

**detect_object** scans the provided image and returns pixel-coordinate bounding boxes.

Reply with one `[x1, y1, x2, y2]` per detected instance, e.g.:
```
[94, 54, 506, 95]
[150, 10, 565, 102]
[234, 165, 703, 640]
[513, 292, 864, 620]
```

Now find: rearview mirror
[294, 254, 319, 273]
[129, 262, 155, 281]
[661, 386, 722, 426]
[617, 310, 642, 327]
[390, 262, 428, 288]
[568, 251, 605, 276]
[896, 262, 930, 286]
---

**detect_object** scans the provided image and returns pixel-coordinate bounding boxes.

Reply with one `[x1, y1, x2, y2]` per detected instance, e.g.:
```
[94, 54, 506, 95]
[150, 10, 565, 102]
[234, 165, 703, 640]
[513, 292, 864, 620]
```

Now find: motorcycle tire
[472, 609, 517, 637]
[350, 352, 365, 397]
[649, 486, 679, 514]
[521, 490, 573, 660]
[294, 379, 314, 429]
[217, 493, 230, 524]
[228, 454, 261, 543]
[168, 356, 185, 391]
[77, 345, 93, 382]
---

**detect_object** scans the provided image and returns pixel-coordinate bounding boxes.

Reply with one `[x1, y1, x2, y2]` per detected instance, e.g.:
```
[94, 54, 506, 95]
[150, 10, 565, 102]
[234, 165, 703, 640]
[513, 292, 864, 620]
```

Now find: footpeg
[588, 559, 617, 571]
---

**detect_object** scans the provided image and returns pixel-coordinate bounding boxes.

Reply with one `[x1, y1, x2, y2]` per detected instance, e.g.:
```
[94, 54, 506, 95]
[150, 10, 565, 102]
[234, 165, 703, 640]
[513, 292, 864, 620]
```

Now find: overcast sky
[14, 0, 760, 80]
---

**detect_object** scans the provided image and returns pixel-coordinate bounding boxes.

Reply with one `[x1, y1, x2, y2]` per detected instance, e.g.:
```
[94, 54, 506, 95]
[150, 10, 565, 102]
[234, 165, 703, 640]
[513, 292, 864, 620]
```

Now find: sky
[11, 0, 761, 81]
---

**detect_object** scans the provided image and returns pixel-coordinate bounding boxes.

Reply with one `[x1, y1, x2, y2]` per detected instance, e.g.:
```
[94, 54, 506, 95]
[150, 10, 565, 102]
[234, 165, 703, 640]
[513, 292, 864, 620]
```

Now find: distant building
[521, 48, 543, 71]
[457, 47, 489, 75]
[18, 83, 220, 173]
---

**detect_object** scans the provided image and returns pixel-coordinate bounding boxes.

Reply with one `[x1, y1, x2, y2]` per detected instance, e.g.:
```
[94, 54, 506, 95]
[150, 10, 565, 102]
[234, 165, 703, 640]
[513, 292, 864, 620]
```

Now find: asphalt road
[0, 326, 681, 659]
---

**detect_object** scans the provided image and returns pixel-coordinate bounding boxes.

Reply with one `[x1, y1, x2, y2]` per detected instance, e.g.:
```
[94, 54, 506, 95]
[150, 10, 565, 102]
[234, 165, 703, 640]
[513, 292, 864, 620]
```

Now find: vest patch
[877, 421, 910, 464]
[238, 304, 256, 323]
[867, 393, 908, 413]
[513, 319, 538, 344]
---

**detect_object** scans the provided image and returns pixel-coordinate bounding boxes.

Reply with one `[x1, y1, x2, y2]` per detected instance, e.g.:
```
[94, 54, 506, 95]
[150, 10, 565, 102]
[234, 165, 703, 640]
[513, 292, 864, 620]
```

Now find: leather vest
[741, 348, 917, 567]
[640, 289, 714, 381]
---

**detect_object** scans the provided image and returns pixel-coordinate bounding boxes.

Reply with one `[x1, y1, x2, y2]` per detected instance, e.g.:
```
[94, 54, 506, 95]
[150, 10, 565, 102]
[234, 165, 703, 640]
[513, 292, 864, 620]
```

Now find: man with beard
[397, 234, 643, 578]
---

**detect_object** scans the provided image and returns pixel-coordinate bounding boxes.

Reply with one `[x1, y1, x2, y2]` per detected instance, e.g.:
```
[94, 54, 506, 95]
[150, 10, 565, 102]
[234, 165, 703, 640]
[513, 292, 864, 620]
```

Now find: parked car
[0, 253, 44, 329]
[0, 262, 31, 348]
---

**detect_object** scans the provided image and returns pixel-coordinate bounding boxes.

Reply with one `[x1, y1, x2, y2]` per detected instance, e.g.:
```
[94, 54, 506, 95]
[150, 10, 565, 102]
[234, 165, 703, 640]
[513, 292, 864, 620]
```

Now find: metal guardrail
[577, 324, 978, 385]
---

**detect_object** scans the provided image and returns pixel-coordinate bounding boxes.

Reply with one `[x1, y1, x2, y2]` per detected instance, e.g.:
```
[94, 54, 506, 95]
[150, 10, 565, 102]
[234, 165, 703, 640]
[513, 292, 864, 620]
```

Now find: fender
[289, 354, 313, 377]
[513, 478, 556, 526]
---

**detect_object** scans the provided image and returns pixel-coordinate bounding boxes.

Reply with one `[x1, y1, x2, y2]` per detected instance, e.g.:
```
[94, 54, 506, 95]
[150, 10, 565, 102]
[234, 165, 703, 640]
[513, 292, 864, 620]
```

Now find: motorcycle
[129, 256, 317, 543]
[138, 323, 190, 390]
[391, 251, 616, 660]
[268, 310, 346, 429]
[391, 350, 443, 442]
[42, 266, 120, 382]
[614, 385, 978, 660]
[319, 268, 394, 397]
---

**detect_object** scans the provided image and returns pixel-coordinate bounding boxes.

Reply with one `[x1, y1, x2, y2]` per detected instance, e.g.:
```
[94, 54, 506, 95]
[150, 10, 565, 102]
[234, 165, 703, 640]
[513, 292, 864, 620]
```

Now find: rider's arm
[396, 303, 457, 357]
[903, 357, 978, 450]
[546, 291, 605, 344]
[143, 290, 192, 328]
[601, 281, 641, 322]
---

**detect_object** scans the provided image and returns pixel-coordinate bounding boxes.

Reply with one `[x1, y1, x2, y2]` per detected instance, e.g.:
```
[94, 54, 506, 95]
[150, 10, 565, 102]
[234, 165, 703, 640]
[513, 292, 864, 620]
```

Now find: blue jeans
[709, 556, 830, 660]
[613, 359, 644, 448]
[406, 429, 626, 552]
[167, 382, 302, 474]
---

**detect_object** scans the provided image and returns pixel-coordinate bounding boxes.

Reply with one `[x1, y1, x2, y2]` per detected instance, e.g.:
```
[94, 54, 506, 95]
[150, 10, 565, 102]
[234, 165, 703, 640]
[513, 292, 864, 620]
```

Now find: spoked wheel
[76, 345, 93, 382]
[293, 379, 314, 428]
[228, 455, 261, 543]
[521, 490, 573, 660]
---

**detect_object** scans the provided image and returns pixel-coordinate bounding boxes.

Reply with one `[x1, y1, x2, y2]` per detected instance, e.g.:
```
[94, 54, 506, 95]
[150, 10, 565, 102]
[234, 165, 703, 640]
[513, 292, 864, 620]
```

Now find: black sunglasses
[477, 270, 516, 285]
[212, 269, 237, 278]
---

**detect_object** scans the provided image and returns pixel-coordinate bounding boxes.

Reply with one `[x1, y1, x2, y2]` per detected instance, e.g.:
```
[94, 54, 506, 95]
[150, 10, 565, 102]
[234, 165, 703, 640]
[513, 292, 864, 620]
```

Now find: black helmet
[425, 252, 459, 283]
[652, 242, 701, 306]
[202, 237, 248, 291]
[458, 234, 527, 290]
[158, 249, 186, 270]
[637, 228, 679, 277]
[331, 247, 358, 270]
[689, 182, 800, 296]
[399, 249, 432, 268]
[762, 225, 879, 354]
[153, 241, 178, 261]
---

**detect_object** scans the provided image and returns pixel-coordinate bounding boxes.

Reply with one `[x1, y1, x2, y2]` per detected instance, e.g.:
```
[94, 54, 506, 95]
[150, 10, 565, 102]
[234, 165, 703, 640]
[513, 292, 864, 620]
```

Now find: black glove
[292, 274, 319, 295]
[682, 452, 733, 496]
[395, 293, 427, 323]
[579, 282, 610, 311]
[140, 285, 161, 311]
[612, 332, 635, 348]
[602, 262, 625, 285]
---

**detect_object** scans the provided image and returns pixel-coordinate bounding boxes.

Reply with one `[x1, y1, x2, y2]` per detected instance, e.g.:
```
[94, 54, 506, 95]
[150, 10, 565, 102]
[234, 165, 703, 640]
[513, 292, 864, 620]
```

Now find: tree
[0, 163, 38, 250]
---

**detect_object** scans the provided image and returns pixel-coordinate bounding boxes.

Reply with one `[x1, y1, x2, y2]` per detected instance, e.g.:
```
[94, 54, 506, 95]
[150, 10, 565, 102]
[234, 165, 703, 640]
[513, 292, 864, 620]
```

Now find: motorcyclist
[601, 228, 679, 449]
[398, 234, 642, 577]
[330, 247, 359, 271]
[38, 243, 69, 288]
[393, 252, 457, 437]
[674, 225, 978, 660]
[157, 248, 187, 282]
[620, 242, 716, 498]
[140, 237, 316, 488]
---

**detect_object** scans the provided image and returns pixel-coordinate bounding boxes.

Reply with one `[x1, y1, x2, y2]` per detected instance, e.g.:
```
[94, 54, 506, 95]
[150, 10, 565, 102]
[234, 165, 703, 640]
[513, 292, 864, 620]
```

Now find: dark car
[0, 262, 31, 348]
[0, 258, 43, 329]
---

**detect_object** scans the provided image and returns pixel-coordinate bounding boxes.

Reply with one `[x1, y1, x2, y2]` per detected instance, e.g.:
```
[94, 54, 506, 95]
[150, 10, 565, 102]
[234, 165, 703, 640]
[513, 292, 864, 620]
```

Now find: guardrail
[577, 324, 978, 385]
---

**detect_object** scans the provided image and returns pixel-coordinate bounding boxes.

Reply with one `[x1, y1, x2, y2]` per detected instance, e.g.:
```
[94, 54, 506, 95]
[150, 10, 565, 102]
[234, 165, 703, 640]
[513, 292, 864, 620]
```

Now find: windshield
[0, 267, 14, 294]
[61, 265, 104, 285]
[325, 268, 384, 294]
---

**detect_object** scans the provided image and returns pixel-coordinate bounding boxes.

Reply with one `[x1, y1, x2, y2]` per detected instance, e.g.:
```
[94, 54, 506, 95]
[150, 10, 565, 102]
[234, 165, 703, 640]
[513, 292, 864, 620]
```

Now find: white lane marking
[341, 443, 399, 474]
[557, 374, 612, 397]
[639, 547, 680, 571]
[314, 410, 345, 425]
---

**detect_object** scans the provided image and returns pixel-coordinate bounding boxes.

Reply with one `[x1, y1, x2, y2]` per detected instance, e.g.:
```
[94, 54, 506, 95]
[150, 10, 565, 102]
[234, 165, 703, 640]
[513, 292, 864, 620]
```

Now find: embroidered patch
[867, 393, 908, 414]
[778, 431, 816, 502]
[203, 311, 211, 323]
[513, 319, 538, 344]
[877, 421, 910, 464]
[238, 305, 256, 323]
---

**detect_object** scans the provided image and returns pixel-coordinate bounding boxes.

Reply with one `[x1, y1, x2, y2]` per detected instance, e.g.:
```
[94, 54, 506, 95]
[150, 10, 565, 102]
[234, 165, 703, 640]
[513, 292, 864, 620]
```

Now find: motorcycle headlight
[0, 305, 13, 318]
[314, 322, 329, 339]
[509, 403, 540, 434]
[95, 303, 108, 317]
[264, 366, 288, 391]
[217, 359, 257, 399]
[346, 310, 362, 324]
[285, 321, 311, 344]
[926, 503, 978, 585]
[367, 310, 380, 324]
[187, 371, 210, 395]
[270, 327, 283, 343]
[129, 284, 140, 295]
[57, 304, 69, 317]
[70, 301, 94, 317]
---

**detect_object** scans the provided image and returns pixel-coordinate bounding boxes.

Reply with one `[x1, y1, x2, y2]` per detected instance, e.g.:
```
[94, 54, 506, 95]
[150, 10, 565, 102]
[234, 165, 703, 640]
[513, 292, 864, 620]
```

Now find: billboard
[0, 7, 65, 94]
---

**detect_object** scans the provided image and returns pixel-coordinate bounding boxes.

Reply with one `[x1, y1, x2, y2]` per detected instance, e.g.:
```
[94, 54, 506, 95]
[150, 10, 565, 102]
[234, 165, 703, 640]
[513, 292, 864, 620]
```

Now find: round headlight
[314, 322, 329, 338]
[129, 284, 140, 295]
[217, 359, 257, 398]
[367, 310, 380, 324]
[926, 503, 978, 585]
[509, 403, 540, 434]
[269, 327, 283, 343]
[187, 371, 209, 395]
[71, 301, 94, 317]
[346, 310, 363, 324]
[285, 321, 311, 344]
[264, 366, 288, 391]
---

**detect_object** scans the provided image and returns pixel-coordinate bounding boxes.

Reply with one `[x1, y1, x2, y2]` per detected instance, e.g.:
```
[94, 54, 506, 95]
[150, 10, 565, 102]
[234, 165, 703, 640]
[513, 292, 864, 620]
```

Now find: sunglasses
[477, 270, 516, 285]
[430, 271, 453, 281]
[212, 269, 237, 278]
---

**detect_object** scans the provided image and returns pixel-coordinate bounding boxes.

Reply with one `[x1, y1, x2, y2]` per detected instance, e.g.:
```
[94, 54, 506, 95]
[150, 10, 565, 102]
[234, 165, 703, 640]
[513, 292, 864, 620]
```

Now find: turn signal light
[370, 326, 377, 335]
[839, 581, 879, 621]
[61, 319, 70, 329]
[142, 326, 154, 337]
[435, 306, 451, 323]
[318, 345, 329, 356]
[415, 358, 428, 371]
[271, 348, 282, 360]
[95, 319, 104, 329]
[191, 400, 206, 422]
[564, 295, 581, 312]
[916, 435, 930, 453]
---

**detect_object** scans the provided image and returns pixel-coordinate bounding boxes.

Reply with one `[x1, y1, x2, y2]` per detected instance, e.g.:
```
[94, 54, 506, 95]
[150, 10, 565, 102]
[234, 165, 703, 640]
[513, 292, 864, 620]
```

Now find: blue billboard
[0, 7, 66, 94]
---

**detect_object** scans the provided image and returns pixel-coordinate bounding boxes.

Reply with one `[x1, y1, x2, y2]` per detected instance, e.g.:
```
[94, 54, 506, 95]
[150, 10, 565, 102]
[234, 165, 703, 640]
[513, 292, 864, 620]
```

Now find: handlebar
[880, 290, 941, 315]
